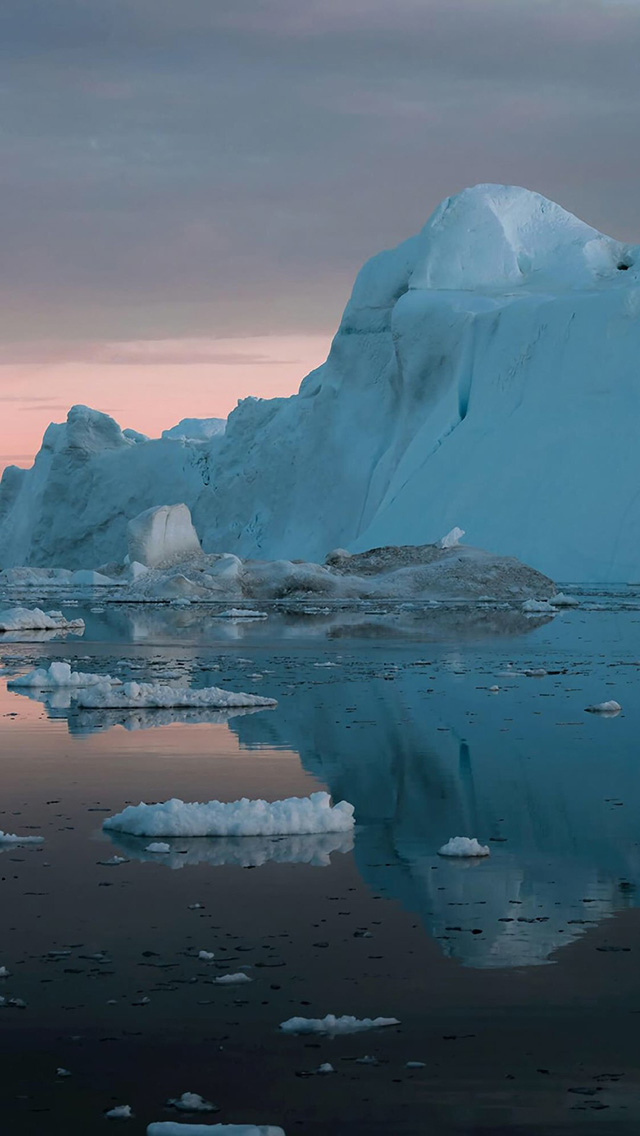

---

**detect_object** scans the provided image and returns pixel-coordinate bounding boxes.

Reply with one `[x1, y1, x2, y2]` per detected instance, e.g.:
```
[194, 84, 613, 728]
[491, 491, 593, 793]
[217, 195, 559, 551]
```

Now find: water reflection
[105, 829, 354, 868]
[231, 667, 640, 969]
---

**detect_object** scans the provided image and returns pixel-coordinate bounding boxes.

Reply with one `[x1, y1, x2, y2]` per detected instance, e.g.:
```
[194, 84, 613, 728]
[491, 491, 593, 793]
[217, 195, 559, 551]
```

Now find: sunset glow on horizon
[0, 333, 331, 472]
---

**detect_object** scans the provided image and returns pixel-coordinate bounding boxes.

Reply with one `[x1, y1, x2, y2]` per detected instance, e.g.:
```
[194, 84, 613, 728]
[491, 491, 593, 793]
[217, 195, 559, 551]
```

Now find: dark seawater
[2, 595, 640, 1133]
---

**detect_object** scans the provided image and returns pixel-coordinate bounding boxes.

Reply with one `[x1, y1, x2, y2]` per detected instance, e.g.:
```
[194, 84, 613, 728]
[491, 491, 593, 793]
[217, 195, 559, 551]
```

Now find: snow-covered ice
[104, 792, 355, 838]
[438, 837, 491, 858]
[105, 1104, 134, 1119]
[9, 660, 119, 689]
[0, 607, 84, 632]
[279, 1014, 399, 1035]
[75, 680, 276, 711]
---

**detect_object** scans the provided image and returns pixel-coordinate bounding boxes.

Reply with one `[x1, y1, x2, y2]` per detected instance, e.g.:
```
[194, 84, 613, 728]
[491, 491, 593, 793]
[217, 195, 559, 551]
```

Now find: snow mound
[0, 607, 84, 632]
[279, 1013, 399, 1035]
[4, 185, 640, 581]
[438, 837, 491, 858]
[103, 791, 355, 838]
[75, 680, 276, 710]
[9, 661, 119, 689]
[147, 1125, 285, 1136]
[127, 504, 202, 568]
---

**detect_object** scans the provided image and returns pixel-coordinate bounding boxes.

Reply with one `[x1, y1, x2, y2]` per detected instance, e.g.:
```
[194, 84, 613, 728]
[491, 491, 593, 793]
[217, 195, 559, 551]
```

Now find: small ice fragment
[104, 792, 354, 838]
[57, 1067, 71, 1077]
[551, 593, 579, 607]
[355, 1055, 378, 1065]
[214, 972, 252, 985]
[105, 1104, 133, 1119]
[585, 701, 622, 714]
[406, 1061, 426, 1068]
[522, 599, 556, 614]
[188, 903, 204, 910]
[167, 1092, 217, 1113]
[145, 842, 171, 853]
[438, 527, 465, 549]
[0, 831, 44, 844]
[280, 1014, 399, 1035]
[438, 837, 490, 858]
[316, 1063, 335, 1074]
[0, 966, 9, 978]
[524, 668, 548, 677]
[488, 685, 499, 692]
[98, 856, 128, 866]
[198, 950, 215, 961]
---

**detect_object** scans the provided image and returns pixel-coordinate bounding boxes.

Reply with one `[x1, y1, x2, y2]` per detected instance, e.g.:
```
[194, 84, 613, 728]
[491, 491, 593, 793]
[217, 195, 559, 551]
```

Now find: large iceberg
[1, 185, 638, 581]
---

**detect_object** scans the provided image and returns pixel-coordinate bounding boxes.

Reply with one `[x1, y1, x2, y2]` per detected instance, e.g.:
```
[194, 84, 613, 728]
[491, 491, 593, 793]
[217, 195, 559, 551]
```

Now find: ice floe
[438, 837, 491, 858]
[75, 680, 276, 711]
[279, 1013, 399, 1035]
[103, 792, 355, 838]
[0, 607, 84, 632]
[9, 660, 120, 689]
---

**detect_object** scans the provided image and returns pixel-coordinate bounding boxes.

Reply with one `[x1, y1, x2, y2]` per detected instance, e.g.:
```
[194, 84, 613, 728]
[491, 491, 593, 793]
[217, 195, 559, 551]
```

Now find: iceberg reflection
[106, 828, 354, 868]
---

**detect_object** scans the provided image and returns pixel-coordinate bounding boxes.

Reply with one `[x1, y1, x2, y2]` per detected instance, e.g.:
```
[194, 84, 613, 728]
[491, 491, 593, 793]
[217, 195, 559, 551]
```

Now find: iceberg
[103, 791, 355, 838]
[279, 1013, 399, 1035]
[9, 661, 119, 689]
[2, 185, 639, 581]
[0, 607, 84, 632]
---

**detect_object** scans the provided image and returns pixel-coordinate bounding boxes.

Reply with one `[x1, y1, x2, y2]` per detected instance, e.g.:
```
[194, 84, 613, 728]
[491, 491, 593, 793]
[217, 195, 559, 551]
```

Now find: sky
[2, 0, 640, 468]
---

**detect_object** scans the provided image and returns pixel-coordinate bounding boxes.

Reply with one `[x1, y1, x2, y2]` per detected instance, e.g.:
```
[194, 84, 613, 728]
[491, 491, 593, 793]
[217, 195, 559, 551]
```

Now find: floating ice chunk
[0, 607, 85, 633]
[198, 950, 215, 961]
[147, 1124, 285, 1136]
[0, 831, 44, 844]
[406, 1061, 426, 1069]
[214, 972, 252, 985]
[0, 967, 9, 977]
[438, 837, 490, 858]
[522, 599, 556, 615]
[105, 1104, 133, 1119]
[9, 661, 120, 689]
[585, 700, 622, 714]
[57, 1067, 71, 1077]
[98, 856, 128, 866]
[438, 527, 465, 549]
[523, 668, 547, 678]
[551, 592, 579, 607]
[75, 680, 276, 711]
[104, 792, 355, 838]
[355, 1055, 378, 1065]
[145, 842, 171, 853]
[488, 685, 499, 692]
[316, 1063, 335, 1074]
[279, 1014, 399, 1035]
[167, 1093, 217, 1113]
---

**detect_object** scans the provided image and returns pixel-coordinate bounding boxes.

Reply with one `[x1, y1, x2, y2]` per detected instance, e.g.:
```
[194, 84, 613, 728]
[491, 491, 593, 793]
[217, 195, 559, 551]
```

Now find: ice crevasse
[1, 184, 639, 582]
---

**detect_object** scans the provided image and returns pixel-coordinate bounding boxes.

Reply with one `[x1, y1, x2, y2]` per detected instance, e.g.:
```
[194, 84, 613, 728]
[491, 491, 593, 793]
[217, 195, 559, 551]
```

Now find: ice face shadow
[105, 829, 354, 868]
[230, 667, 640, 969]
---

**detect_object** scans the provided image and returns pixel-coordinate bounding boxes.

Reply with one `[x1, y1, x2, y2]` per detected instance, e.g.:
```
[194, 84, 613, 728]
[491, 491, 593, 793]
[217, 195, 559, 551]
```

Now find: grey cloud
[1, 0, 640, 343]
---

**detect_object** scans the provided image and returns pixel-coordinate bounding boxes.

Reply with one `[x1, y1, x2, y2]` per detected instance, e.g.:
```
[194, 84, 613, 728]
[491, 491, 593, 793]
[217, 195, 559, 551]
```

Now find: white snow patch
[104, 792, 354, 838]
[438, 837, 490, 858]
[279, 1014, 399, 1035]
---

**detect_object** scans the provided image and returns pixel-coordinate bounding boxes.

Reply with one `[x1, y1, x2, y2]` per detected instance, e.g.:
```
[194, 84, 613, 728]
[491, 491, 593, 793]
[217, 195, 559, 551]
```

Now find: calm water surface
[2, 596, 640, 1133]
